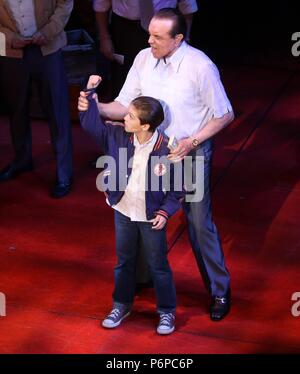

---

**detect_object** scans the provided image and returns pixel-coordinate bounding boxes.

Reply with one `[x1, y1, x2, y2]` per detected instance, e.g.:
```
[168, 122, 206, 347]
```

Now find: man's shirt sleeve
[198, 62, 233, 118]
[115, 53, 143, 107]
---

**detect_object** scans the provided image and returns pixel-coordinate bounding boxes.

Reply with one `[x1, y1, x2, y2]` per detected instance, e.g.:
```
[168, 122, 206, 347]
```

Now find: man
[92, 1, 198, 287]
[93, 0, 198, 97]
[78, 8, 234, 320]
[0, 0, 73, 198]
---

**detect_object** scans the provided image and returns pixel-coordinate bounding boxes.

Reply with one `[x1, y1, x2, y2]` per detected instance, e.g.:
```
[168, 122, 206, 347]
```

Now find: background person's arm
[93, 0, 114, 60]
[94, 9, 114, 60]
[178, 0, 199, 42]
[183, 13, 193, 42]
[0, 22, 30, 50]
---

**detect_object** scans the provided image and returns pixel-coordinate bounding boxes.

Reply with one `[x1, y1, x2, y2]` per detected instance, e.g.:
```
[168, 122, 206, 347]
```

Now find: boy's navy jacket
[79, 92, 185, 220]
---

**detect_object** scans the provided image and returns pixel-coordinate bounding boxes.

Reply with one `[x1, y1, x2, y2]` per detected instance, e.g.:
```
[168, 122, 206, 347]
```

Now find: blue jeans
[183, 139, 230, 297]
[113, 210, 176, 313]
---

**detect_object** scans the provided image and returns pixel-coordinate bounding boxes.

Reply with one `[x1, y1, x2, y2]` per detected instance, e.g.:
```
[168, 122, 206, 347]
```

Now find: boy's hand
[78, 75, 101, 111]
[87, 75, 102, 90]
[151, 215, 167, 230]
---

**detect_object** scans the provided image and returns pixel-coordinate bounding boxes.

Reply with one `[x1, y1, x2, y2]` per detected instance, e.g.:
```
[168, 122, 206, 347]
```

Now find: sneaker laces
[107, 308, 121, 319]
[215, 297, 227, 304]
[159, 313, 174, 326]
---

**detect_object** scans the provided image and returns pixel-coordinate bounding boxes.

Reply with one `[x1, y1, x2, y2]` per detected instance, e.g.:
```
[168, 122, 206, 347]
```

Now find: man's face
[148, 18, 178, 59]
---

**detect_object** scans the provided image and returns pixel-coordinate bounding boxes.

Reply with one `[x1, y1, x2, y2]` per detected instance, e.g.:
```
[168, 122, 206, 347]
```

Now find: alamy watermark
[291, 292, 300, 317]
[0, 292, 6, 317]
[291, 32, 300, 57]
[95, 149, 205, 203]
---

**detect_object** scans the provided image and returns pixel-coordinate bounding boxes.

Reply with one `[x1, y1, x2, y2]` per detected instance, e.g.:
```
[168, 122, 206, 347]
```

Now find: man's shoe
[50, 180, 72, 198]
[0, 163, 33, 182]
[210, 293, 231, 321]
[157, 312, 175, 335]
[102, 306, 131, 329]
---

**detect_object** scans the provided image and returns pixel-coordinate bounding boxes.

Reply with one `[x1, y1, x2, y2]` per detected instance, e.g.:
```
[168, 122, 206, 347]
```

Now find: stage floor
[0, 64, 300, 353]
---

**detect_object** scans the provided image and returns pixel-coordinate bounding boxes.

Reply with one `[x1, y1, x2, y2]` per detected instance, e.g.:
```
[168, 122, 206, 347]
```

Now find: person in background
[0, 0, 73, 198]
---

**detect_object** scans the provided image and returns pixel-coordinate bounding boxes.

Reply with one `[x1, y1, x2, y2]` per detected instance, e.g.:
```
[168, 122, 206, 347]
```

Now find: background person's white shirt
[7, 0, 37, 37]
[115, 42, 233, 140]
[93, 0, 198, 20]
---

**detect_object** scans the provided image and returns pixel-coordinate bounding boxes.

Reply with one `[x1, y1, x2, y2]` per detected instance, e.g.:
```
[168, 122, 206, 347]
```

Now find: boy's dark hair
[153, 8, 187, 39]
[131, 96, 164, 132]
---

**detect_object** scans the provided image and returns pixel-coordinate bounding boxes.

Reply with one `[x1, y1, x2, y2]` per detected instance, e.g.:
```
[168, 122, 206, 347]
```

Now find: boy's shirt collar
[133, 130, 158, 149]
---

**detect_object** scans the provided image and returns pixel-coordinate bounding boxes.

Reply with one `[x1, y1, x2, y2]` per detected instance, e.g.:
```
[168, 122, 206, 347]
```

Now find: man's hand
[78, 91, 90, 112]
[78, 91, 100, 112]
[11, 35, 32, 49]
[31, 31, 48, 46]
[151, 215, 167, 230]
[167, 138, 193, 162]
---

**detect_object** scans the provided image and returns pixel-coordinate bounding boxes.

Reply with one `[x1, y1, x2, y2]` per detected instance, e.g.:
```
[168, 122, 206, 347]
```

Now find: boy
[79, 75, 184, 335]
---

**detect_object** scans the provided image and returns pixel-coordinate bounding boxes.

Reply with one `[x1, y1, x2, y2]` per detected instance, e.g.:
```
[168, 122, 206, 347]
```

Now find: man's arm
[191, 111, 235, 145]
[98, 101, 128, 120]
[169, 59, 234, 161]
[168, 111, 235, 161]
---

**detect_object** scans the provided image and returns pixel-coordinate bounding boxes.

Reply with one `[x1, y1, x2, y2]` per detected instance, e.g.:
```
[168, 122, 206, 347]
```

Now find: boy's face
[124, 104, 150, 133]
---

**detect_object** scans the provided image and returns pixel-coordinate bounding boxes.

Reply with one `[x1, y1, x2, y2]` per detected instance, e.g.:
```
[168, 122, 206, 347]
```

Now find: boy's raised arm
[79, 90, 109, 152]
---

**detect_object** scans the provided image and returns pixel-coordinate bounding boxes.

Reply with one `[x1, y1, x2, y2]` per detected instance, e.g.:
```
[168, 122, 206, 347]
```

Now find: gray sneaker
[157, 312, 175, 335]
[102, 306, 131, 328]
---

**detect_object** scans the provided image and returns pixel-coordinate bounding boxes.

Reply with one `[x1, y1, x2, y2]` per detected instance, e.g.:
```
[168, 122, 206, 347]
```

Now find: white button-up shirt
[93, 0, 198, 20]
[115, 42, 233, 140]
[7, 0, 37, 38]
[112, 130, 158, 222]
